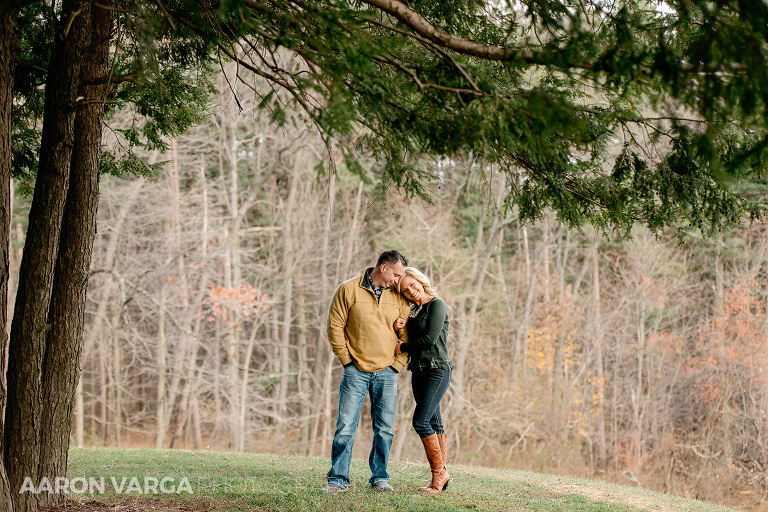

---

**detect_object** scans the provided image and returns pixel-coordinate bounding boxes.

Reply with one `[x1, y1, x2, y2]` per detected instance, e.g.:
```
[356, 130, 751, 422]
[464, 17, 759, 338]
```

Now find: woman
[393, 267, 453, 494]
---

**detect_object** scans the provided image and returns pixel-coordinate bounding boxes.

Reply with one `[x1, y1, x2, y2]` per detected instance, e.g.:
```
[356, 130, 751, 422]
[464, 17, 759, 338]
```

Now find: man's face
[380, 262, 406, 288]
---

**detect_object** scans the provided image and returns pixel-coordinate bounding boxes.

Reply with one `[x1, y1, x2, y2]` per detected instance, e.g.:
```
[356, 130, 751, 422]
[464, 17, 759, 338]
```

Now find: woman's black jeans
[410, 368, 451, 438]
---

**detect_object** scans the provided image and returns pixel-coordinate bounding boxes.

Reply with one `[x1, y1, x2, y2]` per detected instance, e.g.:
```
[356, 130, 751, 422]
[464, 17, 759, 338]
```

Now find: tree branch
[360, 0, 532, 63]
[372, 54, 488, 97]
[81, 72, 139, 86]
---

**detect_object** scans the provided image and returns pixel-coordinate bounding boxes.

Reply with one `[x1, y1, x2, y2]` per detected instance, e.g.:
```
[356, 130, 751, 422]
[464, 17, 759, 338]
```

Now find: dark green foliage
[10, 0, 768, 236]
[10, 123, 38, 186]
[11, 3, 50, 183]
[115, 66, 213, 152]
[11, 0, 217, 183]
[99, 150, 162, 178]
[102, 2, 217, 154]
[157, 0, 768, 237]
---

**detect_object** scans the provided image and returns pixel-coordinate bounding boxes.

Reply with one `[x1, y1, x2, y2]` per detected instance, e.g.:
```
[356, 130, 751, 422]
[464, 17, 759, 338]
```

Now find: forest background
[8, 65, 768, 511]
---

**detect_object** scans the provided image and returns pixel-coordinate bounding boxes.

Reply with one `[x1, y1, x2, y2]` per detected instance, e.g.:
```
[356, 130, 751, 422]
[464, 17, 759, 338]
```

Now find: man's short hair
[376, 249, 407, 268]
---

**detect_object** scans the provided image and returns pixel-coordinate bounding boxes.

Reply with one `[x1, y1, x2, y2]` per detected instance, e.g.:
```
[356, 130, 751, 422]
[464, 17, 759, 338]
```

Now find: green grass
[63, 447, 739, 512]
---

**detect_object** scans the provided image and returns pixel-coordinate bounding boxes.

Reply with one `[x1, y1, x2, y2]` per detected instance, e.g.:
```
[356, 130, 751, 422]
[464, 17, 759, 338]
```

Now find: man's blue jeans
[327, 364, 398, 489]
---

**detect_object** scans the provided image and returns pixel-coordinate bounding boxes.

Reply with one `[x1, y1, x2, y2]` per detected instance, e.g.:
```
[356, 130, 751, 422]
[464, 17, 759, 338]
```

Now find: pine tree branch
[361, 0, 750, 77]
[360, 0, 521, 61]
[372, 55, 487, 97]
[359, 0, 598, 70]
[362, 18, 484, 94]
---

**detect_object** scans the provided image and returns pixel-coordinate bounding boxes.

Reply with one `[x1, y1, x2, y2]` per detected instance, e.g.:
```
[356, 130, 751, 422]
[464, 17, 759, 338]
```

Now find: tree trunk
[237, 311, 261, 452]
[550, 230, 572, 437]
[156, 283, 168, 449]
[219, 91, 245, 449]
[296, 293, 311, 454]
[191, 396, 203, 450]
[169, 275, 210, 448]
[98, 338, 108, 442]
[111, 322, 122, 447]
[452, 172, 512, 413]
[75, 180, 142, 446]
[592, 236, 607, 468]
[5, 3, 90, 509]
[512, 225, 535, 381]
[37, 5, 111, 505]
[228, 301, 242, 450]
[714, 240, 724, 316]
[633, 287, 646, 476]
[0, 9, 19, 512]
[309, 172, 335, 455]
[164, 142, 190, 448]
[513, 255, 538, 381]
[169, 163, 210, 449]
[451, 175, 491, 409]
[275, 164, 298, 449]
[206, 314, 221, 446]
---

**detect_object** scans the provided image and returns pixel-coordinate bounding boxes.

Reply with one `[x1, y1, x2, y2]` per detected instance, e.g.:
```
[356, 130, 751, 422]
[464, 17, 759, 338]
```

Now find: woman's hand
[393, 317, 406, 331]
[395, 341, 405, 355]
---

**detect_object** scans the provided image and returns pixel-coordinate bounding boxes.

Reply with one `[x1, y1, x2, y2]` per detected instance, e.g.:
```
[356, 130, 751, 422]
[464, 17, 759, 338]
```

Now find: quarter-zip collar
[360, 267, 388, 307]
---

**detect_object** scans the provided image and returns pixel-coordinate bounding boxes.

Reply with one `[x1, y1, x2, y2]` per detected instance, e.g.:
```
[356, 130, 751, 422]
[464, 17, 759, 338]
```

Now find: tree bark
[38, 4, 111, 505]
[0, 8, 19, 512]
[5, 2, 90, 510]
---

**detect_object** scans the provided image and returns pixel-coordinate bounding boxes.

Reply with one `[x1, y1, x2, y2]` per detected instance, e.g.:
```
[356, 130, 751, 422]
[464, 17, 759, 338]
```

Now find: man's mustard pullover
[327, 268, 410, 372]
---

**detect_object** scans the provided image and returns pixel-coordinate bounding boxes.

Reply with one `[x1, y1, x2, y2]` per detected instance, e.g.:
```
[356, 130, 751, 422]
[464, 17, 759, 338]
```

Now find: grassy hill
[49, 447, 739, 512]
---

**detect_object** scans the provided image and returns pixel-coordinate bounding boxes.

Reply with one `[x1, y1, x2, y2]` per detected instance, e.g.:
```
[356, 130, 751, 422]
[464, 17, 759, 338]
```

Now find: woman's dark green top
[400, 297, 454, 372]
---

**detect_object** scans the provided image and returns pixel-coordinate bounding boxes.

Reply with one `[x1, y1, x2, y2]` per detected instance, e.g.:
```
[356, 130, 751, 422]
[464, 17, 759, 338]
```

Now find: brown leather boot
[419, 434, 449, 493]
[437, 433, 449, 489]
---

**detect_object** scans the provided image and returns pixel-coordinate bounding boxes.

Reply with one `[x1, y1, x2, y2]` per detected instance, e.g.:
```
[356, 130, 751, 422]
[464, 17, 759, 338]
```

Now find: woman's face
[400, 274, 425, 304]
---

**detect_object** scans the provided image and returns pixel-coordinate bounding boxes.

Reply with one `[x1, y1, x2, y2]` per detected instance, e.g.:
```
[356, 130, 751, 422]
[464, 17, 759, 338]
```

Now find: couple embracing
[321, 250, 453, 494]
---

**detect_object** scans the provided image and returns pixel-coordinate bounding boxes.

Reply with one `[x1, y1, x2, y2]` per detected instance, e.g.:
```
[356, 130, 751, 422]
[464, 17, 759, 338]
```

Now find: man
[321, 250, 410, 494]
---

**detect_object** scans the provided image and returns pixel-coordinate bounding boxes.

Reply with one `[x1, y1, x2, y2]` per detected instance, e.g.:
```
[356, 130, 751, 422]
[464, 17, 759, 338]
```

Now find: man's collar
[362, 267, 387, 290]
[360, 267, 374, 289]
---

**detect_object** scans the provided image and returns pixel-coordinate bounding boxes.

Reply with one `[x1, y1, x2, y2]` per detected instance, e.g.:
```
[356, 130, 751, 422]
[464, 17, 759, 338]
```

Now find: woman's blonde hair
[398, 267, 438, 298]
